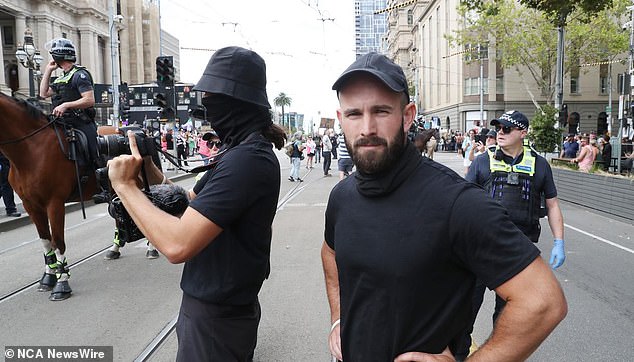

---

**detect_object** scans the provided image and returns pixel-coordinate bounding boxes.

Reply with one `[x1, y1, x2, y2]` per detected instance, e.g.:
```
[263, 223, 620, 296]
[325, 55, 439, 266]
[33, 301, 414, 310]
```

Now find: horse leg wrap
[50, 259, 72, 301]
[37, 250, 58, 292]
[44, 249, 57, 272]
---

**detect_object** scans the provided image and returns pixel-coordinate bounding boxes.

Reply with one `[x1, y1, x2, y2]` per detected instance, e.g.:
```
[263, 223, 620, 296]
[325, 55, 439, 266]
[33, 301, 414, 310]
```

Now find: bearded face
[346, 118, 406, 174]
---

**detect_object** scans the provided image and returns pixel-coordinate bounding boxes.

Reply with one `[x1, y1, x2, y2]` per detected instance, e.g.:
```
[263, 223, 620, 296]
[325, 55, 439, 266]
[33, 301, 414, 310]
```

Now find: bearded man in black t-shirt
[321, 53, 567, 362]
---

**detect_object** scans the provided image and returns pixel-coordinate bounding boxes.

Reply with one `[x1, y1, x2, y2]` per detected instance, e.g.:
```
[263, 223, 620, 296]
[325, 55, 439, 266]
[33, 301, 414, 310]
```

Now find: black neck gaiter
[201, 94, 272, 150]
[354, 142, 422, 197]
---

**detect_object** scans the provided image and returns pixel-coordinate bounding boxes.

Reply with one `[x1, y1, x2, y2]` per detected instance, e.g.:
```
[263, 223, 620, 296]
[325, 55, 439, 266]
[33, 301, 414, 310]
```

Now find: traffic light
[120, 102, 130, 121]
[156, 56, 174, 86]
[154, 92, 174, 118]
[558, 104, 568, 127]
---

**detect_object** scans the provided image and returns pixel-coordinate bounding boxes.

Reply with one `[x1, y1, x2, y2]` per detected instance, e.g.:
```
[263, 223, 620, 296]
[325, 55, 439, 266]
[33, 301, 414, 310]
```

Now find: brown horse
[414, 129, 438, 159]
[0, 93, 116, 301]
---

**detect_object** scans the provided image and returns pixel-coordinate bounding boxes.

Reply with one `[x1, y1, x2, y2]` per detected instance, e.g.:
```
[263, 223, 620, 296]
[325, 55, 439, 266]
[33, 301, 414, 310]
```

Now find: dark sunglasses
[495, 125, 519, 134]
[208, 141, 222, 148]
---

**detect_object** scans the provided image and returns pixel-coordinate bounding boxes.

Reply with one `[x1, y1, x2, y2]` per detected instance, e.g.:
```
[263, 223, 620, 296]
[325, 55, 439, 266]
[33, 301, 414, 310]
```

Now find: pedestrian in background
[289, 131, 304, 182]
[600, 135, 612, 171]
[107, 46, 286, 361]
[322, 53, 566, 362]
[0, 152, 21, 217]
[336, 133, 353, 180]
[314, 133, 322, 164]
[571, 136, 595, 172]
[322, 130, 333, 177]
[305, 135, 316, 169]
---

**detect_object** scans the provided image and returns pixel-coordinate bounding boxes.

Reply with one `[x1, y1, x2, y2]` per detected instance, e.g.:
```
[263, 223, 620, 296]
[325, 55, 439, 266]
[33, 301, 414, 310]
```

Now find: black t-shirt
[72, 68, 94, 94]
[325, 158, 539, 360]
[184, 134, 281, 305]
[465, 151, 557, 200]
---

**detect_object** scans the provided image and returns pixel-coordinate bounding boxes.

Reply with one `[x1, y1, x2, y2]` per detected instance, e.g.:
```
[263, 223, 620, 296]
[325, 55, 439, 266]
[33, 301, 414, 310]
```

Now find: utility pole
[555, 24, 565, 114]
[109, 0, 120, 124]
[479, 43, 484, 127]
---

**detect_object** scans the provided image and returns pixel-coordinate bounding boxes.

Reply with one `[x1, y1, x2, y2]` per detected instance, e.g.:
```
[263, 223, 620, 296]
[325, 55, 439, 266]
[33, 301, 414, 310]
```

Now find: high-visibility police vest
[486, 146, 542, 241]
[51, 65, 95, 122]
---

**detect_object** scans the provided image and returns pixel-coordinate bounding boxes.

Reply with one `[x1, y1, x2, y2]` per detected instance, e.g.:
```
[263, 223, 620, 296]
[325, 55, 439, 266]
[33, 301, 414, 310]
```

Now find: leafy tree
[528, 104, 561, 153]
[274, 92, 292, 131]
[451, 0, 629, 104]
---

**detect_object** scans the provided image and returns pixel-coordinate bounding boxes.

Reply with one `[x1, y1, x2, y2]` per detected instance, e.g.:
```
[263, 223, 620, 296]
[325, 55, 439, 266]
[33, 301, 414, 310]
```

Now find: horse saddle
[65, 128, 92, 167]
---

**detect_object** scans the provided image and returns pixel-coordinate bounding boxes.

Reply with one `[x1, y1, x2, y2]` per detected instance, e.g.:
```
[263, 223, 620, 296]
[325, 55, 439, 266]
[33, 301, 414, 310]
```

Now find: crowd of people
[560, 132, 633, 173]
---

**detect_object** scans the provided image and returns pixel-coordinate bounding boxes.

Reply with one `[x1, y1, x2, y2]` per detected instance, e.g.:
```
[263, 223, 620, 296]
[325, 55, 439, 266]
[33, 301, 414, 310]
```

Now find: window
[570, 60, 580, 94]
[600, 76, 608, 95]
[2, 26, 14, 46]
[407, 10, 413, 25]
[496, 76, 504, 94]
[464, 77, 488, 96]
[570, 77, 579, 94]
[599, 64, 609, 95]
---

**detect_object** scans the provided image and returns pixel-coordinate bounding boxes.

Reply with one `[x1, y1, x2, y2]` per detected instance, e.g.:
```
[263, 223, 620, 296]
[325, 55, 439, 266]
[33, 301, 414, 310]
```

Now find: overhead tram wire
[374, 0, 416, 15]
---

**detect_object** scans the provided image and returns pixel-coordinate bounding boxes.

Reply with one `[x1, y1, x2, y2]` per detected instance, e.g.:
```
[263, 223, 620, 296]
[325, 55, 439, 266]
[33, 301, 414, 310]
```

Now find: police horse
[0, 93, 117, 301]
[413, 129, 438, 159]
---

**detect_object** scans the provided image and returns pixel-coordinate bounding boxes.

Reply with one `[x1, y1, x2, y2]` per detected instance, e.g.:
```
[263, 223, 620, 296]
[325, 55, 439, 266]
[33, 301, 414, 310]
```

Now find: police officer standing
[457, 110, 566, 360]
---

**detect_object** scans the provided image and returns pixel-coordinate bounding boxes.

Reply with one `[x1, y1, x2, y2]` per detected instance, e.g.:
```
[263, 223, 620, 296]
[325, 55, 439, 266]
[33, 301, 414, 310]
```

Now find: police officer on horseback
[39, 38, 108, 201]
[40, 38, 98, 159]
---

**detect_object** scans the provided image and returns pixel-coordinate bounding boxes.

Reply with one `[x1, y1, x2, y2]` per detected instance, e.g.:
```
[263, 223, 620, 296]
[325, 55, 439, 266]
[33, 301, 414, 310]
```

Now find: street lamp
[15, 28, 43, 99]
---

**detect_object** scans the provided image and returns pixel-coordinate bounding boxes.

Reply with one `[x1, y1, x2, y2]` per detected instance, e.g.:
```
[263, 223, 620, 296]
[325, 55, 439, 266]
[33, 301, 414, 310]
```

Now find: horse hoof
[37, 273, 57, 292]
[49, 281, 72, 301]
[104, 250, 121, 260]
[146, 249, 159, 259]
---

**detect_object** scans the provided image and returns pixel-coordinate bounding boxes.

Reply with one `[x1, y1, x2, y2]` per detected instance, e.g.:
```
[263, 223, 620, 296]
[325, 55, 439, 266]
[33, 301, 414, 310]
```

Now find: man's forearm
[468, 259, 567, 361]
[321, 242, 340, 323]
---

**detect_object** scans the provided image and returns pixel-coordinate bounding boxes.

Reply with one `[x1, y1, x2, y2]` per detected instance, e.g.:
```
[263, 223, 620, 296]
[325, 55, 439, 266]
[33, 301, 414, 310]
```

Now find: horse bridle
[0, 116, 57, 145]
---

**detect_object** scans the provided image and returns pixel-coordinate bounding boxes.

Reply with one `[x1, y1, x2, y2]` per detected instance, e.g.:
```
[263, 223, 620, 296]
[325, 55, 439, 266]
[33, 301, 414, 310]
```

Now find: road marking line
[565, 223, 634, 254]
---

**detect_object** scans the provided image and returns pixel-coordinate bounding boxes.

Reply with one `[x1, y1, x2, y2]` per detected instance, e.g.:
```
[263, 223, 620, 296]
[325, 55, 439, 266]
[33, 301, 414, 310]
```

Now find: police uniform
[455, 112, 560, 361]
[50, 64, 98, 162]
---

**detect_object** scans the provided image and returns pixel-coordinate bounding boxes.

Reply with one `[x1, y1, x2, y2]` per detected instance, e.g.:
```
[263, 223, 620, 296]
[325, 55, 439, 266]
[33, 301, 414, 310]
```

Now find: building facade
[384, 0, 626, 135]
[0, 0, 181, 123]
[355, 0, 388, 58]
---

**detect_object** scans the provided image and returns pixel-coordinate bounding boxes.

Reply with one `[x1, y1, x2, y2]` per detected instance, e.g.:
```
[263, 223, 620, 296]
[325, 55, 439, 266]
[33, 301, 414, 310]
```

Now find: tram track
[0, 244, 111, 304]
[134, 168, 317, 361]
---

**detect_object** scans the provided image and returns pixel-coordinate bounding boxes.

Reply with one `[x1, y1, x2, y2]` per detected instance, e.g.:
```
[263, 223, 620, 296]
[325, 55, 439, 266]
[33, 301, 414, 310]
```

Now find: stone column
[0, 23, 9, 95]
[78, 28, 98, 80]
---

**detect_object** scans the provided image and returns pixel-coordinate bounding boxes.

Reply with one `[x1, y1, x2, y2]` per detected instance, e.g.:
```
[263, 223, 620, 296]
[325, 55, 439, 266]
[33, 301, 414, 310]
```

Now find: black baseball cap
[486, 129, 497, 138]
[332, 52, 409, 98]
[491, 110, 529, 130]
[193, 46, 270, 108]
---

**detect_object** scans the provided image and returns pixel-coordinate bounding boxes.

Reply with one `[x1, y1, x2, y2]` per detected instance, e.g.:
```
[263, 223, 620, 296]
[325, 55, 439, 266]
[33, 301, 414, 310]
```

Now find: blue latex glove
[549, 239, 565, 269]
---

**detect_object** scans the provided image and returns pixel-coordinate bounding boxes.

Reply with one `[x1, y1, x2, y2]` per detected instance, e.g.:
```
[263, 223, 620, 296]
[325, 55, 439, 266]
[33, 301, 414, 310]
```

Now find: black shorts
[176, 293, 261, 362]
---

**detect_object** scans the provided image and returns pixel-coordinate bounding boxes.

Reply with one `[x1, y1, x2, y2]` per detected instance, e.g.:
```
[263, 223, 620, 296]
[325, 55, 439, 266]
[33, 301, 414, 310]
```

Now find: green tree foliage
[528, 104, 561, 153]
[451, 0, 629, 103]
[274, 92, 292, 130]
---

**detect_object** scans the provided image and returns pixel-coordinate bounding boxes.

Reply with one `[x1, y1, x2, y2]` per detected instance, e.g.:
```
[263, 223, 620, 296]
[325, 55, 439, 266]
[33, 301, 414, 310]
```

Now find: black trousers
[322, 151, 331, 175]
[453, 281, 507, 361]
[176, 293, 261, 362]
[0, 158, 17, 214]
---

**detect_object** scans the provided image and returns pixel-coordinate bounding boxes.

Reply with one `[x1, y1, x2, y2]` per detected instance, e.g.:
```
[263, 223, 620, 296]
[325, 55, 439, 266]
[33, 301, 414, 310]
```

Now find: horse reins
[0, 116, 57, 145]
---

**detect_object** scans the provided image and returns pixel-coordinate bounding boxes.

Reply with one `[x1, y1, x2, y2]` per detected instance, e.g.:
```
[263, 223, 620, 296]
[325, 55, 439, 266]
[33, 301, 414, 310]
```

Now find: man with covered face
[107, 46, 286, 361]
[320, 53, 567, 361]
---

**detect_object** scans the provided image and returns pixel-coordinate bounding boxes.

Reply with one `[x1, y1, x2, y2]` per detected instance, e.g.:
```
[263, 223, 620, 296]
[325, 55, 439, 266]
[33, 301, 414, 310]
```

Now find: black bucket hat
[332, 52, 409, 99]
[193, 46, 270, 108]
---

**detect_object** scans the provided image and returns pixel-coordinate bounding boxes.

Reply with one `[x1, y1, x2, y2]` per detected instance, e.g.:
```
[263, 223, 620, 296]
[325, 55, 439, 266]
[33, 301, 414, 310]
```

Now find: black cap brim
[332, 69, 407, 95]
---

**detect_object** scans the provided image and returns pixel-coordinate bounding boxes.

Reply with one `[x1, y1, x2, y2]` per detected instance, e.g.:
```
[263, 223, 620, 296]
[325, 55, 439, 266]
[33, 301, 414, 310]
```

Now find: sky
[159, 0, 357, 130]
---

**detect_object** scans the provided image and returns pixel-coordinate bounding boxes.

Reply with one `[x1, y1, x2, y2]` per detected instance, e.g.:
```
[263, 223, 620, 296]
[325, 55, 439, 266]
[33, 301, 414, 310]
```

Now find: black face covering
[201, 94, 272, 149]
